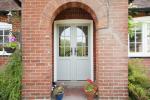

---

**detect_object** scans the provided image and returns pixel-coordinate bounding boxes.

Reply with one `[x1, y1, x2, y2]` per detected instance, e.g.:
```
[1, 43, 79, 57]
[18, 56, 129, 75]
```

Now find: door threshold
[56, 81, 86, 87]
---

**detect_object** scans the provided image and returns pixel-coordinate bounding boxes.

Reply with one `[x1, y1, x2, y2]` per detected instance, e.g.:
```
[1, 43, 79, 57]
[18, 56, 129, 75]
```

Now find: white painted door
[57, 24, 91, 81]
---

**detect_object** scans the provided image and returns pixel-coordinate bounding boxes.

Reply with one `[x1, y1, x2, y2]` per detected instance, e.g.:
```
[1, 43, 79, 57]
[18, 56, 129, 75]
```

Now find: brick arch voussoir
[39, 0, 108, 29]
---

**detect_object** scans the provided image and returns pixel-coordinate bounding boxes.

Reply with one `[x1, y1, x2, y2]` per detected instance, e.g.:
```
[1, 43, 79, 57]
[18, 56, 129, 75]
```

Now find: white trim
[0, 22, 12, 56]
[54, 19, 93, 81]
[133, 16, 150, 23]
[129, 53, 150, 58]
[128, 17, 150, 57]
[90, 21, 94, 81]
[0, 22, 12, 29]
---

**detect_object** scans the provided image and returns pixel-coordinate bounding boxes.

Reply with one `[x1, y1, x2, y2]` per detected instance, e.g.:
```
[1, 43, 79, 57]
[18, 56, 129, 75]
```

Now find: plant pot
[85, 92, 95, 100]
[4, 47, 16, 53]
[56, 93, 64, 100]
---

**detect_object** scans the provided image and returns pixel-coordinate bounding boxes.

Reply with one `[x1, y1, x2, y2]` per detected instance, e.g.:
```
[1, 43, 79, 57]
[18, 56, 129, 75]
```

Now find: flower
[9, 36, 16, 42]
[4, 34, 17, 49]
[84, 79, 98, 94]
[87, 79, 93, 84]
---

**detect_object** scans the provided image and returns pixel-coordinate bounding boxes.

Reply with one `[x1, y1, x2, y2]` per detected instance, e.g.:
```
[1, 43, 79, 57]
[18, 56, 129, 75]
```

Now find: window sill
[0, 51, 12, 56]
[128, 53, 150, 58]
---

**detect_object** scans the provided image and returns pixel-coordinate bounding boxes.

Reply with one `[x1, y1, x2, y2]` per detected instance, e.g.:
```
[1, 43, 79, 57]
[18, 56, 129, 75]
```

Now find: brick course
[22, 0, 128, 99]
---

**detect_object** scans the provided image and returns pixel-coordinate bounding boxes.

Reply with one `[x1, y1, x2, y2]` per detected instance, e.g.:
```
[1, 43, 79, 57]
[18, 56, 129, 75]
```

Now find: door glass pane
[65, 47, 71, 56]
[77, 46, 82, 56]
[59, 46, 65, 57]
[83, 46, 88, 56]
[77, 37, 82, 46]
[65, 37, 70, 46]
[59, 26, 71, 57]
[77, 26, 88, 56]
[60, 36, 65, 46]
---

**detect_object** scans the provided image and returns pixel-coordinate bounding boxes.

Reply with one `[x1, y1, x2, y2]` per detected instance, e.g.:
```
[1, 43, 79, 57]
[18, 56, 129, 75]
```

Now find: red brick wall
[0, 15, 21, 66]
[141, 58, 150, 76]
[22, 0, 128, 99]
[0, 15, 21, 32]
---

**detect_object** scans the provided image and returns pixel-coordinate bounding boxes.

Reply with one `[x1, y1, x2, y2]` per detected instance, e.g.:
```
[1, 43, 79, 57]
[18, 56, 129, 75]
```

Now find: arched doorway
[53, 7, 95, 81]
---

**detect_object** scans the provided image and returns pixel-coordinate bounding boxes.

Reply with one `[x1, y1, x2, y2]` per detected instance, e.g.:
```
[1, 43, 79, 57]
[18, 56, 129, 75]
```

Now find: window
[128, 17, 150, 57]
[0, 22, 12, 55]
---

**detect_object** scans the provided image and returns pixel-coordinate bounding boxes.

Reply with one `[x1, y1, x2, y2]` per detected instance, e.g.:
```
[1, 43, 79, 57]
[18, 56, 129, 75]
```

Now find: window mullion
[143, 23, 147, 54]
[3, 29, 4, 52]
[135, 27, 137, 52]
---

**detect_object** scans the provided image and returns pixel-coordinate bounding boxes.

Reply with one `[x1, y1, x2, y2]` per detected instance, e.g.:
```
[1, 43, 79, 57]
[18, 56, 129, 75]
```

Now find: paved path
[51, 81, 99, 100]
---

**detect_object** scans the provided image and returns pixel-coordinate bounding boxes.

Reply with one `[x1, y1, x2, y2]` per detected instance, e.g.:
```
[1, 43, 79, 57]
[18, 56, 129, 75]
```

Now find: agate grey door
[57, 24, 91, 80]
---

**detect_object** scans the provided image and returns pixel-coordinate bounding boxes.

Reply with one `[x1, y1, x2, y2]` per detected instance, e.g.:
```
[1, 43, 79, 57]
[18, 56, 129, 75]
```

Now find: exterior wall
[0, 15, 21, 32]
[140, 58, 150, 76]
[130, 11, 150, 77]
[0, 15, 21, 66]
[22, 0, 128, 100]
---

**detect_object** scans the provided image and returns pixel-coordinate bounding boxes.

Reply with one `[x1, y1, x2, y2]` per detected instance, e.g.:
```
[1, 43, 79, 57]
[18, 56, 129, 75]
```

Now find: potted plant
[4, 34, 17, 53]
[83, 79, 98, 100]
[52, 84, 64, 100]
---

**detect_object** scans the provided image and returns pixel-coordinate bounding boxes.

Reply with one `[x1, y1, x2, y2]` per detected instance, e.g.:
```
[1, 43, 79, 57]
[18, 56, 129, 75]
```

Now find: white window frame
[0, 22, 12, 55]
[128, 16, 150, 57]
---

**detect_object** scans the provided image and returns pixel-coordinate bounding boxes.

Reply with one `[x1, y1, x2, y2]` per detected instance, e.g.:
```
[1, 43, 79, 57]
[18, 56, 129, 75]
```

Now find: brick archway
[22, 0, 128, 99]
[39, 0, 109, 29]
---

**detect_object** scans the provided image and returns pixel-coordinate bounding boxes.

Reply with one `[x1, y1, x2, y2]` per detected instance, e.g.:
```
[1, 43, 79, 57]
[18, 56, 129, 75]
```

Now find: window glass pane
[136, 33, 142, 42]
[135, 24, 142, 32]
[147, 24, 150, 52]
[129, 35, 135, 42]
[0, 36, 3, 43]
[4, 30, 9, 35]
[0, 30, 3, 35]
[0, 44, 3, 51]
[130, 43, 135, 52]
[136, 43, 142, 52]
[129, 24, 142, 53]
[4, 36, 9, 43]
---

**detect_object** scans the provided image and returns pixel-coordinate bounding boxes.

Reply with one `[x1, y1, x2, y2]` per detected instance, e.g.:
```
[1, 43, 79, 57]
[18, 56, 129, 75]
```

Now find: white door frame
[54, 19, 93, 81]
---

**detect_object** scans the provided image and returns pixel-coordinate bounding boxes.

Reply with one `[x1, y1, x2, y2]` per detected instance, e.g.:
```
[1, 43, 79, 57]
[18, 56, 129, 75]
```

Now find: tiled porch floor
[51, 81, 98, 100]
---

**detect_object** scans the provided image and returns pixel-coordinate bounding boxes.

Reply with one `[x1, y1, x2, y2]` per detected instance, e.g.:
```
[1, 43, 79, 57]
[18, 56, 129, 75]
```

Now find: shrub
[128, 59, 150, 100]
[0, 49, 22, 100]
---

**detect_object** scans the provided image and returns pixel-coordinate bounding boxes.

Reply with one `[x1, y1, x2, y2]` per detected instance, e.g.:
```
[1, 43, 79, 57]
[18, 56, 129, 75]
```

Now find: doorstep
[51, 81, 99, 100]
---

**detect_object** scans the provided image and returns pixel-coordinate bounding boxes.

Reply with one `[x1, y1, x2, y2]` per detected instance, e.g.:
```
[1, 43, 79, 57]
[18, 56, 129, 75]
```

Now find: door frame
[54, 19, 93, 81]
